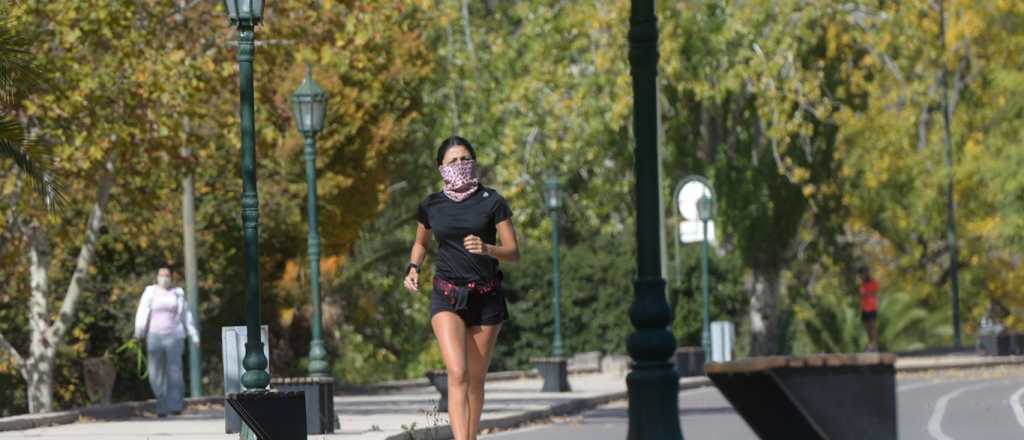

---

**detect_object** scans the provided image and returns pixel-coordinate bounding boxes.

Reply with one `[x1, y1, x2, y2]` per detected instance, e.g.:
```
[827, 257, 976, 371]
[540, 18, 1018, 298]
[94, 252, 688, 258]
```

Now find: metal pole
[673, 214, 681, 289]
[182, 148, 202, 397]
[237, 24, 269, 391]
[551, 205, 564, 358]
[701, 220, 710, 363]
[626, 0, 683, 438]
[939, 0, 961, 349]
[304, 134, 329, 376]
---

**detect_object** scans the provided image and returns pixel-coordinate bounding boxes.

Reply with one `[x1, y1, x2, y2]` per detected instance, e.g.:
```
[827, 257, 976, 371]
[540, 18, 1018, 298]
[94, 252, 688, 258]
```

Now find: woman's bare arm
[404, 223, 431, 292]
[480, 219, 519, 262]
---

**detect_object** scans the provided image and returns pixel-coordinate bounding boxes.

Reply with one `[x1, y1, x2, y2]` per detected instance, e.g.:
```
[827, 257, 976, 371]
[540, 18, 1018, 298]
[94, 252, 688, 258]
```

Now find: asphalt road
[482, 366, 1024, 440]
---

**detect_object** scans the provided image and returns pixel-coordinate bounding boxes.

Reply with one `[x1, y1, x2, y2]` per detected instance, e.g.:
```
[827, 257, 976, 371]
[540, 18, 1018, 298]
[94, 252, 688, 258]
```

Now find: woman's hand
[404, 268, 420, 293]
[464, 235, 490, 256]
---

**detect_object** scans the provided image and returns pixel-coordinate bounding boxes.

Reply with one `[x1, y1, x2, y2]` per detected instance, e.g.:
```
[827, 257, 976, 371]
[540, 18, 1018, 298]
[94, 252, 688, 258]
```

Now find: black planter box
[270, 376, 336, 434]
[707, 353, 897, 440]
[674, 347, 705, 377]
[531, 357, 571, 392]
[225, 390, 307, 440]
[425, 370, 449, 412]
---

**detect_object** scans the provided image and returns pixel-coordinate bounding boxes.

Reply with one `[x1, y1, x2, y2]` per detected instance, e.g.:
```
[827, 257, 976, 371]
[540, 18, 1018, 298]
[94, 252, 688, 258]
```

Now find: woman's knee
[468, 366, 487, 386]
[447, 365, 469, 387]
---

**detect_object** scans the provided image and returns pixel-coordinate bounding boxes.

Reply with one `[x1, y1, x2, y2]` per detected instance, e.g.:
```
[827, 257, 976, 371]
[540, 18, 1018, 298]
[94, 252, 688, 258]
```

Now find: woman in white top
[133, 267, 200, 417]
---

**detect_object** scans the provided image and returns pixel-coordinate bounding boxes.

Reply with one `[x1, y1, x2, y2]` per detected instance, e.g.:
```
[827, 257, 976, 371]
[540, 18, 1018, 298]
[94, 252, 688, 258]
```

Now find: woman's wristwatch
[406, 262, 421, 274]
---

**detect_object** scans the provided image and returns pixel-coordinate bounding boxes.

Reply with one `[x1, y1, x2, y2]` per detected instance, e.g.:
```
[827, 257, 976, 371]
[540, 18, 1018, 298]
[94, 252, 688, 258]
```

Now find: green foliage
[495, 232, 635, 370]
[669, 246, 749, 348]
[0, 19, 64, 209]
[793, 283, 953, 354]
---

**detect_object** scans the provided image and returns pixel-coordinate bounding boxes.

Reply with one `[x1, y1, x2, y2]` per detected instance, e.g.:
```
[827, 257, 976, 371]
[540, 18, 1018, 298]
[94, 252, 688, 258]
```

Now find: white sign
[676, 179, 713, 221]
[222, 325, 270, 434]
[711, 321, 734, 362]
[679, 220, 715, 244]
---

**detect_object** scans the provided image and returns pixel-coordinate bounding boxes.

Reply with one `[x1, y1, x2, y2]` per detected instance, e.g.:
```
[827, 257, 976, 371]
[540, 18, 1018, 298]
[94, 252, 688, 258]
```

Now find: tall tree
[0, 0, 435, 412]
[660, 0, 874, 354]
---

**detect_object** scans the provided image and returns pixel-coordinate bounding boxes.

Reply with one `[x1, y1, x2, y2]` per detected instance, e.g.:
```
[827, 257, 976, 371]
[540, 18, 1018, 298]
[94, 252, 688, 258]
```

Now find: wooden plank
[803, 355, 826, 367]
[705, 356, 789, 374]
[707, 353, 897, 374]
[824, 354, 847, 367]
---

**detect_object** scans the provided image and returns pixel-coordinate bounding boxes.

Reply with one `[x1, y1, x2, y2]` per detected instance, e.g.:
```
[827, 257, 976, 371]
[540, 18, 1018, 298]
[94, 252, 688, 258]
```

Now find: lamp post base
[531, 357, 571, 392]
[425, 370, 449, 412]
[307, 339, 329, 377]
[626, 362, 683, 440]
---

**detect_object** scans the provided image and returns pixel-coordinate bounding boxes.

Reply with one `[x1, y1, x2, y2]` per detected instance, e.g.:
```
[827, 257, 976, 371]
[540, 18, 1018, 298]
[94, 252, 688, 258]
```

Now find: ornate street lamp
[627, 0, 684, 438]
[545, 177, 564, 358]
[224, 0, 268, 392]
[221, 4, 309, 438]
[531, 176, 571, 392]
[697, 194, 715, 363]
[291, 66, 329, 376]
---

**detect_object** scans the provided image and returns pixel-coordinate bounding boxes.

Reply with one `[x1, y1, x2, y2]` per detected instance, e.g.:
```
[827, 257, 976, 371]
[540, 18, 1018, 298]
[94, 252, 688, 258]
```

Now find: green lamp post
[626, 0, 684, 438]
[545, 177, 564, 358]
[224, 0, 269, 391]
[291, 66, 329, 376]
[697, 194, 715, 363]
[531, 176, 571, 392]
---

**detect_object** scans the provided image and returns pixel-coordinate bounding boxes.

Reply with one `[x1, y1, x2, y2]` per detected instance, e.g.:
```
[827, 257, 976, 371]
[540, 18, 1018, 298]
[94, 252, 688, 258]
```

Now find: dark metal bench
[270, 376, 336, 434]
[980, 332, 1023, 356]
[705, 353, 897, 440]
[674, 346, 705, 377]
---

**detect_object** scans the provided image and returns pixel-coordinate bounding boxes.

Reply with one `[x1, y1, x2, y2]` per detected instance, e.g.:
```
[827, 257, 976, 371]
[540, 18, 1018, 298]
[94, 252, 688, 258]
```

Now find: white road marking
[927, 382, 999, 440]
[1010, 385, 1024, 431]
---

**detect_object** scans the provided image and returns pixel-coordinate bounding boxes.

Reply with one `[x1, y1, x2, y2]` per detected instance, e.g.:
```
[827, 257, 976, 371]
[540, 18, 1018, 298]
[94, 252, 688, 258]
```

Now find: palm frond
[0, 19, 42, 107]
[0, 116, 67, 210]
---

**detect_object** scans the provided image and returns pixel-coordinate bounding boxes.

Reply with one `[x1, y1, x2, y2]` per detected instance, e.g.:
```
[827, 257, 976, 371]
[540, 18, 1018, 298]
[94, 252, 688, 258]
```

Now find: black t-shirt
[417, 186, 513, 283]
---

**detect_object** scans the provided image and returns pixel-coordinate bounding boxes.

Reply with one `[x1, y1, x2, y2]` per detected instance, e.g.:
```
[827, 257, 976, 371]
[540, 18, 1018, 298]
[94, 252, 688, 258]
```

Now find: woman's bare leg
[466, 324, 502, 439]
[867, 318, 879, 351]
[432, 312, 470, 440]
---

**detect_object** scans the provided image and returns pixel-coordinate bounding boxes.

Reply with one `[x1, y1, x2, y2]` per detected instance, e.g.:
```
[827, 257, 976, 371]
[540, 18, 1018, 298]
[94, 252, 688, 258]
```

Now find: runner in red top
[858, 266, 880, 352]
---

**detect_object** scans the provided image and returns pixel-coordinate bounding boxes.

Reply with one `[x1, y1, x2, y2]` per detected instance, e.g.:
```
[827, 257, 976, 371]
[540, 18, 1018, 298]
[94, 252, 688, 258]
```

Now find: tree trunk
[748, 261, 781, 356]
[26, 353, 54, 414]
[14, 161, 115, 414]
[27, 226, 54, 413]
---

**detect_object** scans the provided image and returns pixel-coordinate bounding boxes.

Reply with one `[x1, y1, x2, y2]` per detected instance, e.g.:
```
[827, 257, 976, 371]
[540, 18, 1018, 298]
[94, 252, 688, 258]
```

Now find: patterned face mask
[438, 159, 480, 202]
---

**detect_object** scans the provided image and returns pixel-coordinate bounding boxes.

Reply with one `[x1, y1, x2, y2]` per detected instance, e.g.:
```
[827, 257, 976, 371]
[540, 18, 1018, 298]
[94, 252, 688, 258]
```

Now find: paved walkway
[1, 372, 652, 440]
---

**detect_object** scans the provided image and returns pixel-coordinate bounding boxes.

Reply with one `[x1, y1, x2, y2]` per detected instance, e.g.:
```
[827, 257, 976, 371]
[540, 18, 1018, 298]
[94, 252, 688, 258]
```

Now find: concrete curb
[0, 410, 79, 432]
[383, 377, 711, 440]
[0, 396, 222, 432]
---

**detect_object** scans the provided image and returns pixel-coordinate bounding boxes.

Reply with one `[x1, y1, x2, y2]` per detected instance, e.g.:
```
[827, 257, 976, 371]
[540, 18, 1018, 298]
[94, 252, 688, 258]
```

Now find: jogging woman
[404, 136, 519, 440]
